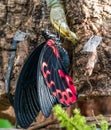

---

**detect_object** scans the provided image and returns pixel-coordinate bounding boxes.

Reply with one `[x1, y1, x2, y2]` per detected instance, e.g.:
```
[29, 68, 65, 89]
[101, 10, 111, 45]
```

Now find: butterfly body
[14, 30, 77, 128]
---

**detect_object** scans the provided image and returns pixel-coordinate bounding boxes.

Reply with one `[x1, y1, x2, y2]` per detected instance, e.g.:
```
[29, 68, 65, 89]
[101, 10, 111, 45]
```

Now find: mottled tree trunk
[65, 0, 111, 92]
[0, 0, 111, 129]
[65, 0, 111, 120]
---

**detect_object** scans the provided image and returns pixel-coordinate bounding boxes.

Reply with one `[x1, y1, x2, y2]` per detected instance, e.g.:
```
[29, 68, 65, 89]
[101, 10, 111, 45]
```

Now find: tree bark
[0, 0, 111, 129]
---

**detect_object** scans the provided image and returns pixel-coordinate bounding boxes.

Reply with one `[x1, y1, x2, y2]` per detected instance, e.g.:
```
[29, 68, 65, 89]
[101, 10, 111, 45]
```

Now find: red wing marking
[47, 40, 60, 58]
[42, 62, 55, 87]
[52, 89, 76, 105]
[42, 62, 50, 78]
[41, 62, 77, 105]
[58, 69, 77, 95]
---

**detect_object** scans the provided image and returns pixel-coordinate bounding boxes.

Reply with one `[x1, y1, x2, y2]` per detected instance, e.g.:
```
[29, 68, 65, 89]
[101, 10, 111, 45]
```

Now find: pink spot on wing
[47, 40, 60, 58]
[58, 69, 77, 96]
[52, 88, 76, 105]
[42, 62, 50, 78]
[42, 62, 55, 88]
[46, 80, 55, 88]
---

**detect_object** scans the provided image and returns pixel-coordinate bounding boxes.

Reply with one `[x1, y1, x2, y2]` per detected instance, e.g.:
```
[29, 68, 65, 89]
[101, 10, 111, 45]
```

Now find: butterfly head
[42, 29, 61, 45]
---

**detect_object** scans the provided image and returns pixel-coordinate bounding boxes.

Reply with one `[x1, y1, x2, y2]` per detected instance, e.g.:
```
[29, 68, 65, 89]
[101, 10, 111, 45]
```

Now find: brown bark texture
[0, 0, 111, 129]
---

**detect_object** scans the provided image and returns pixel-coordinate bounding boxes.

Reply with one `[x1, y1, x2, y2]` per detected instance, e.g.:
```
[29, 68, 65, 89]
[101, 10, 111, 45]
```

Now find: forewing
[38, 39, 77, 108]
[14, 43, 45, 128]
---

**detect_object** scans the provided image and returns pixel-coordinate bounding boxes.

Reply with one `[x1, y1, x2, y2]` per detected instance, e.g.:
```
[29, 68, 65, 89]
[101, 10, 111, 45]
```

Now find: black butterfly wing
[37, 39, 77, 117]
[37, 43, 57, 118]
[37, 69, 57, 117]
[14, 43, 45, 128]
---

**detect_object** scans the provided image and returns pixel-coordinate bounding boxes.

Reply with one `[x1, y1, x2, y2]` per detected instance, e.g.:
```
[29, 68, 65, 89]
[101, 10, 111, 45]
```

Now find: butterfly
[14, 29, 77, 128]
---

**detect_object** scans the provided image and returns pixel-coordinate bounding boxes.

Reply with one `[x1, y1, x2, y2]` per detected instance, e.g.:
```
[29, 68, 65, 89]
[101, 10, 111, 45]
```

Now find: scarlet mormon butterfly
[14, 29, 77, 128]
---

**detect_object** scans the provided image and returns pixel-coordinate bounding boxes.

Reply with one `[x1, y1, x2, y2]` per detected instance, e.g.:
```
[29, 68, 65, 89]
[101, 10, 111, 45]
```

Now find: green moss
[53, 105, 109, 130]
[0, 119, 12, 128]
